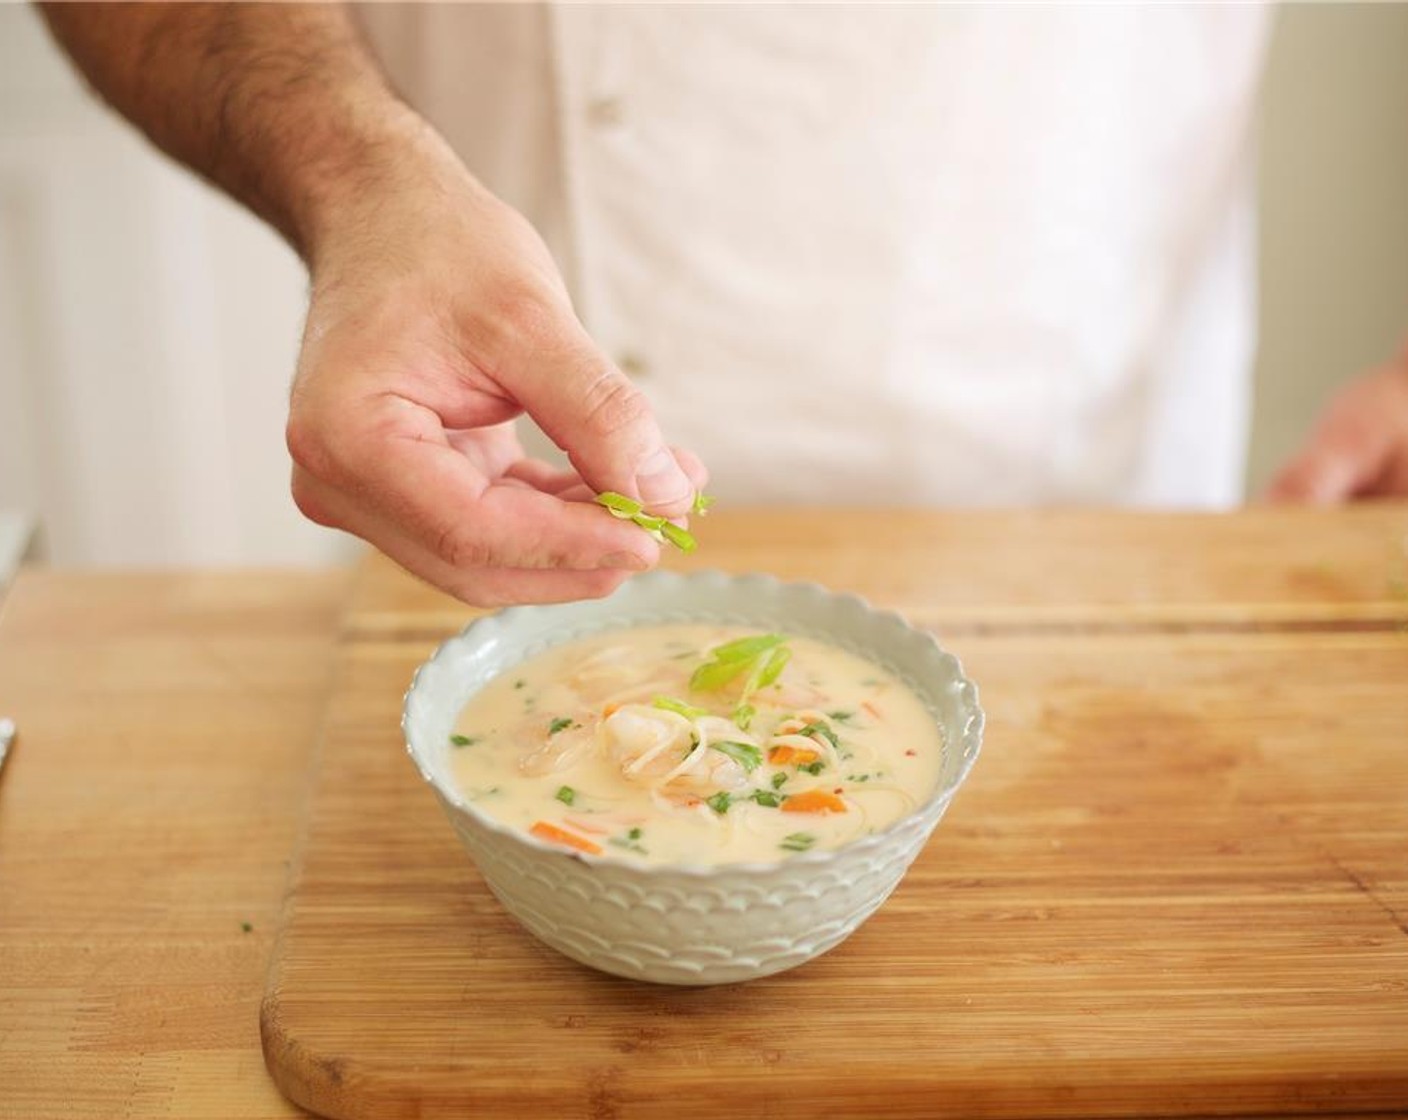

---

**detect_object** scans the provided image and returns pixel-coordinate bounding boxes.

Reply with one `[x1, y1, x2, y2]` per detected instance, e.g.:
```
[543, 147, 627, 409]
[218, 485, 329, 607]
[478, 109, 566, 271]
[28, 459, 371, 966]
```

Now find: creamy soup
[449, 625, 944, 866]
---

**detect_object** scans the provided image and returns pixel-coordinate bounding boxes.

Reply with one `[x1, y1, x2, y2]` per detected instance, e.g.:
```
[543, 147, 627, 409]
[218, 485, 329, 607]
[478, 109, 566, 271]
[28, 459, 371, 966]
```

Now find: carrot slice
[768, 745, 820, 766]
[530, 821, 603, 855]
[781, 790, 848, 814]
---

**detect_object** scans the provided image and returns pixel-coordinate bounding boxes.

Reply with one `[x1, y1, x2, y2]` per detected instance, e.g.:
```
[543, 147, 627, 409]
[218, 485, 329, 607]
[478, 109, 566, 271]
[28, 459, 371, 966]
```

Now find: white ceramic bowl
[403, 570, 983, 986]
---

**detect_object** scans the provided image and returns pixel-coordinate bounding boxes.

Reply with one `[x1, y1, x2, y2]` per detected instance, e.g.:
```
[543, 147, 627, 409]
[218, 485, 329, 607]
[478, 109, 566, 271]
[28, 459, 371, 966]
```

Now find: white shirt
[359, 4, 1270, 507]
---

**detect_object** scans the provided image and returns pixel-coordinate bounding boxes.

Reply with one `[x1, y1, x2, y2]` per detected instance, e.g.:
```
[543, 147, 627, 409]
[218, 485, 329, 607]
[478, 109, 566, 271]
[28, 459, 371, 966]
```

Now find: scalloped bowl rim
[402, 569, 984, 878]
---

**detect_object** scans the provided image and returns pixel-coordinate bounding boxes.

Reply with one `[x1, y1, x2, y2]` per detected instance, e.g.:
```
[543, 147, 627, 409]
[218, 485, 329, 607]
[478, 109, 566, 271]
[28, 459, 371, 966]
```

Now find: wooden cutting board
[262, 508, 1408, 1118]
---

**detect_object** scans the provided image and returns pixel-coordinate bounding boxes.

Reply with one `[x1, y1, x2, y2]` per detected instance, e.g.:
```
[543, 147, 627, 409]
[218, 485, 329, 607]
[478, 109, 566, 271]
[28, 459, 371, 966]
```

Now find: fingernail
[635, 448, 691, 508]
[600, 551, 649, 571]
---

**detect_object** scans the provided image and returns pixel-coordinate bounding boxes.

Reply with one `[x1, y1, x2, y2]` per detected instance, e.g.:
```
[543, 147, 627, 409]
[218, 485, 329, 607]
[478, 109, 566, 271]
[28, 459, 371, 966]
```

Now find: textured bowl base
[500, 892, 881, 987]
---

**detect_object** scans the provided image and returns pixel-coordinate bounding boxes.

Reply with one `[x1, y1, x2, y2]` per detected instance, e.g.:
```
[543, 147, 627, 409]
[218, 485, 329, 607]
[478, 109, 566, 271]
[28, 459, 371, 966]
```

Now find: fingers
[506, 329, 698, 516]
[501, 458, 586, 494]
[292, 463, 645, 606]
[1265, 439, 1378, 504]
[289, 397, 661, 575]
[1265, 367, 1407, 503]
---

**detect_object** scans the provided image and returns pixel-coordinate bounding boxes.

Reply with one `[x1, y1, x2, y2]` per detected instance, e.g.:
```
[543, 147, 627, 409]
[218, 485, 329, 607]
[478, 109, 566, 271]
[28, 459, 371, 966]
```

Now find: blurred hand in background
[1267, 351, 1408, 502]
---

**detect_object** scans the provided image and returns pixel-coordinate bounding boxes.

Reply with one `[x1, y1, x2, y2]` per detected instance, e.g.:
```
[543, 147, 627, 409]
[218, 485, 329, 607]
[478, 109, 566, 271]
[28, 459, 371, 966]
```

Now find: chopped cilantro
[609, 825, 646, 854]
[827, 710, 855, 723]
[548, 717, 576, 736]
[780, 832, 816, 852]
[513, 679, 526, 690]
[706, 791, 733, 815]
[711, 740, 763, 772]
[608, 835, 648, 854]
[797, 722, 840, 750]
[771, 772, 788, 790]
[750, 790, 782, 808]
[799, 760, 825, 776]
[555, 785, 576, 806]
[240, 921, 253, 934]
[449, 733, 477, 748]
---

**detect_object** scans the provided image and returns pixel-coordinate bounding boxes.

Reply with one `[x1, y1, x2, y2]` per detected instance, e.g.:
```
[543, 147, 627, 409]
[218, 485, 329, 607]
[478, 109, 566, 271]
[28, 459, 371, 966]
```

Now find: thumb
[508, 329, 696, 516]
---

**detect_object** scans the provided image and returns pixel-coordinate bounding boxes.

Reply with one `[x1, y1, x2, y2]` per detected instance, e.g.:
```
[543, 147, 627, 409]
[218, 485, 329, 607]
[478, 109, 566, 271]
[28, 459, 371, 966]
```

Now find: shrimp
[753, 667, 827, 711]
[604, 708, 755, 798]
[602, 705, 695, 782]
[658, 716, 755, 795]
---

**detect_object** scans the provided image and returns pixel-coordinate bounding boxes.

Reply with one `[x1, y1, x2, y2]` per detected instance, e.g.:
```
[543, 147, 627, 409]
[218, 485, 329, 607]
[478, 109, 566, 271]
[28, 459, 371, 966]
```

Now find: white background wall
[0, 3, 352, 568]
[2, 4, 1407, 568]
[1250, 4, 1408, 492]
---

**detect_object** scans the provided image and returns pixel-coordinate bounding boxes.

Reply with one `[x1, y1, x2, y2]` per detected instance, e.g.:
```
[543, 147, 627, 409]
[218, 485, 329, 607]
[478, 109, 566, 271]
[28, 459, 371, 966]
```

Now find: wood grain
[347, 504, 1408, 642]
[0, 568, 352, 1120]
[264, 508, 1408, 1119]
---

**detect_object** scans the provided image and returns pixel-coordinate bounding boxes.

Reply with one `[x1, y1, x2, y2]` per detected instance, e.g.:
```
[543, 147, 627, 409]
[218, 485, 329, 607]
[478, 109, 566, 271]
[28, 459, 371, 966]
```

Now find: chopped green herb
[797, 722, 840, 751]
[827, 710, 855, 723]
[742, 645, 791, 699]
[706, 791, 733, 815]
[780, 832, 816, 852]
[659, 521, 697, 553]
[555, 785, 576, 806]
[240, 921, 253, 934]
[513, 679, 526, 690]
[846, 774, 872, 783]
[593, 491, 702, 553]
[627, 827, 643, 841]
[548, 717, 576, 736]
[710, 633, 788, 664]
[689, 657, 752, 692]
[692, 634, 793, 734]
[595, 491, 642, 518]
[799, 760, 825, 776]
[653, 695, 708, 720]
[608, 835, 648, 854]
[711, 740, 763, 772]
[750, 789, 783, 808]
[449, 733, 477, 748]
[771, 771, 789, 790]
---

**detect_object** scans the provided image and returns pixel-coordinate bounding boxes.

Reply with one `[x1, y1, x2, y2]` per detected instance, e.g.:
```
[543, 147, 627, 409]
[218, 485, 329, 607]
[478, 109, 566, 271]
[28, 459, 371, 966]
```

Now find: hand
[1265, 357, 1408, 503]
[286, 135, 705, 606]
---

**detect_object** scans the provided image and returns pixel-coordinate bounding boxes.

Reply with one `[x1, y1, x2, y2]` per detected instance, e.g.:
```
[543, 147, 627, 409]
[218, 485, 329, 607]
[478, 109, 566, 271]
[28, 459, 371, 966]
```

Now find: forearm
[39, 1, 450, 265]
